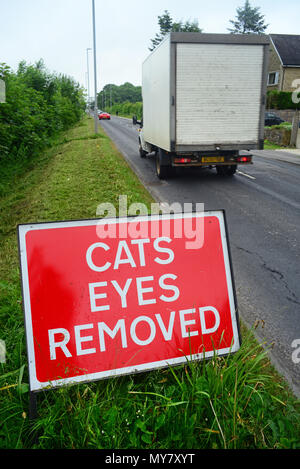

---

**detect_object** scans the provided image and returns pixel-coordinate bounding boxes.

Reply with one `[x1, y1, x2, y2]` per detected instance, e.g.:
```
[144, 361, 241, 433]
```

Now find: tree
[228, 0, 268, 34]
[97, 82, 142, 110]
[17, 59, 58, 103]
[149, 10, 173, 51]
[149, 10, 202, 51]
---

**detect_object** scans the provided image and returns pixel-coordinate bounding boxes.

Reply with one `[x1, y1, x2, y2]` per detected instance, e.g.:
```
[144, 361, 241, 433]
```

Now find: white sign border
[18, 211, 240, 392]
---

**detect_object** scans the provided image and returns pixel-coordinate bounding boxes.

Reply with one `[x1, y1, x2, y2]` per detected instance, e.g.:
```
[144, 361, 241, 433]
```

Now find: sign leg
[29, 391, 38, 420]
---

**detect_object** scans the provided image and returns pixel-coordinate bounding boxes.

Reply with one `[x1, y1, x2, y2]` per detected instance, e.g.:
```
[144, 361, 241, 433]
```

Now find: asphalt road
[99, 115, 300, 397]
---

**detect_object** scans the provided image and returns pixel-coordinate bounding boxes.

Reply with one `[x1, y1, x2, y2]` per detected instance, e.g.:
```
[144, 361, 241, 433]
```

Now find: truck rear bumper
[172, 153, 252, 167]
[174, 142, 259, 152]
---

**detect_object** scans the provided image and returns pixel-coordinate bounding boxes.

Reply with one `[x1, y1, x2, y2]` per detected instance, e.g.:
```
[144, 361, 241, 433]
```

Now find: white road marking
[237, 170, 256, 180]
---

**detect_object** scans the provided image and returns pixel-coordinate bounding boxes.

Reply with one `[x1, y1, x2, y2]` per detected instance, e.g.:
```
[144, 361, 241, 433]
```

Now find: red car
[98, 112, 111, 120]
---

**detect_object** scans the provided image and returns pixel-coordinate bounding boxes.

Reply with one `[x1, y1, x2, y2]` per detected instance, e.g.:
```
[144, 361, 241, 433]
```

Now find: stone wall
[264, 126, 291, 147]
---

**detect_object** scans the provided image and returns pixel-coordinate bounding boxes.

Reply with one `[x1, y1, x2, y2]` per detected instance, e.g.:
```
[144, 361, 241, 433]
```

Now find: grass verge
[0, 117, 299, 449]
[264, 139, 286, 150]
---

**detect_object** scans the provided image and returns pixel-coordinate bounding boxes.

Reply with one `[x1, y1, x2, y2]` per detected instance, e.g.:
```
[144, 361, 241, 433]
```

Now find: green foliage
[0, 60, 85, 162]
[267, 90, 300, 110]
[149, 10, 174, 51]
[228, 0, 268, 34]
[97, 83, 142, 119]
[149, 10, 202, 51]
[97, 82, 142, 109]
[110, 101, 143, 120]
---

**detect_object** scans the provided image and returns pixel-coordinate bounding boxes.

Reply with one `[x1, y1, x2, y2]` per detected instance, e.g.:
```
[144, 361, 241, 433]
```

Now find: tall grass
[1, 321, 298, 449]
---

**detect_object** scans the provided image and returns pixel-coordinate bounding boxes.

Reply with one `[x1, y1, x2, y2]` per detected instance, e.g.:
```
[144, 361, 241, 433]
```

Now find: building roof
[270, 34, 300, 67]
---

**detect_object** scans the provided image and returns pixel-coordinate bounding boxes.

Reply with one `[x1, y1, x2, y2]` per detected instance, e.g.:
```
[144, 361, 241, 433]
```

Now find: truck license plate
[202, 157, 225, 163]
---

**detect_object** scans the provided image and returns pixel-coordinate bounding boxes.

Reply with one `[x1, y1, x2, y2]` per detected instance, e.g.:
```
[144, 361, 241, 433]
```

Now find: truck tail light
[174, 157, 192, 164]
[237, 155, 252, 163]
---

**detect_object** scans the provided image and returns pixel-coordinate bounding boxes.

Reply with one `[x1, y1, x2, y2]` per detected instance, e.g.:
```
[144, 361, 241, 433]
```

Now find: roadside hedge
[267, 90, 300, 110]
[109, 101, 143, 120]
[0, 60, 85, 161]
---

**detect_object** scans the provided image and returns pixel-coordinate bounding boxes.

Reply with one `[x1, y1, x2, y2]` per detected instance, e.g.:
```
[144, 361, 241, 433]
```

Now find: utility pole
[290, 109, 300, 147]
[92, 0, 98, 133]
[86, 48, 92, 109]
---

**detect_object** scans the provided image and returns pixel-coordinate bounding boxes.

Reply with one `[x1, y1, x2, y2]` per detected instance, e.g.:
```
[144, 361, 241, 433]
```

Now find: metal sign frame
[18, 211, 241, 408]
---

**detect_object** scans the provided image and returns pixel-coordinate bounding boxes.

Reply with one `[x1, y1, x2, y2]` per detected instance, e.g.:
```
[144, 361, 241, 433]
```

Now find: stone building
[267, 34, 300, 92]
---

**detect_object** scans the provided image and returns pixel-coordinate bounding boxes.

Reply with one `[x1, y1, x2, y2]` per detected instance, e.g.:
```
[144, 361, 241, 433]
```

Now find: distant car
[265, 112, 284, 126]
[98, 112, 111, 120]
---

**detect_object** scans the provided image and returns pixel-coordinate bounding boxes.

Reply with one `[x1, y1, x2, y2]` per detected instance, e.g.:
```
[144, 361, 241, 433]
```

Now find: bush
[0, 60, 86, 162]
[110, 101, 143, 119]
[267, 90, 300, 110]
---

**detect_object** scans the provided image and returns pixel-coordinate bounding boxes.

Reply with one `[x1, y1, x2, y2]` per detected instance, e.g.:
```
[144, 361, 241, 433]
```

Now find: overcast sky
[1, 0, 300, 93]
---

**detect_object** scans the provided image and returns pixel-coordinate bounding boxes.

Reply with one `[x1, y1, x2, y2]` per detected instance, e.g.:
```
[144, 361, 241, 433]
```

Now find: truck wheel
[216, 165, 237, 176]
[156, 149, 172, 179]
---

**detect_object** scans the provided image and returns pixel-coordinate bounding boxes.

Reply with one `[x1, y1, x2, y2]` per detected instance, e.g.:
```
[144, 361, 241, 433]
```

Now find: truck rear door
[175, 42, 265, 150]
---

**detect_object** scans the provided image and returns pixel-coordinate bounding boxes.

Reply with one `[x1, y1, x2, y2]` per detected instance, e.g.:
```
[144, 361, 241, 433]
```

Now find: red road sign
[18, 211, 240, 391]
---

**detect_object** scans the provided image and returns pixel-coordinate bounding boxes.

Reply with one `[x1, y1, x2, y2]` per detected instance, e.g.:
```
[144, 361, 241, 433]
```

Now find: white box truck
[137, 32, 269, 179]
